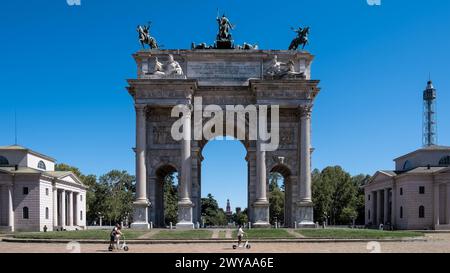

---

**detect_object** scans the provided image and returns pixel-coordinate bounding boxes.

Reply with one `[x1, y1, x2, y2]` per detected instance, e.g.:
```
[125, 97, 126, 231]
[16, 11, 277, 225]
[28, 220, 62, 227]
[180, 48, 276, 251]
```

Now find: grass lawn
[232, 229, 295, 239]
[13, 229, 148, 240]
[151, 230, 213, 240]
[297, 228, 424, 239]
[218, 230, 226, 239]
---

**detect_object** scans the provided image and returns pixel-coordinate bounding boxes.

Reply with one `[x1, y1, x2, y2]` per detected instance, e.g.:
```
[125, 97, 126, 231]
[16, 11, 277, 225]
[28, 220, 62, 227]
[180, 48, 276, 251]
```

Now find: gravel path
[1, 233, 450, 253]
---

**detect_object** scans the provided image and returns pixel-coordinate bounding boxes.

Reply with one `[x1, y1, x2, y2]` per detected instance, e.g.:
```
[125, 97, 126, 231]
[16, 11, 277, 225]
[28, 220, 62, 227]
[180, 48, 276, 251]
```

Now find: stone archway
[153, 164, 178, 227]
[127, 49, 320, 229]
[269, 164, 293, 227]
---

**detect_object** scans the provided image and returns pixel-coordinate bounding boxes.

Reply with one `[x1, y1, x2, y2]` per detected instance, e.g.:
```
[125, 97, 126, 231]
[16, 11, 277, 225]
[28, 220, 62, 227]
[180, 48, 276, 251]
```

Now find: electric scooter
[233, 234, 251, 250]
[108, 235, 129, 252]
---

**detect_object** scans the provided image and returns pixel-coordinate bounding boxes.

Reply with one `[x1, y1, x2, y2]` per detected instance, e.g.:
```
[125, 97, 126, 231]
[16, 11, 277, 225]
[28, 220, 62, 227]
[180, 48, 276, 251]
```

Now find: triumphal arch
[127, 18, 320, 229]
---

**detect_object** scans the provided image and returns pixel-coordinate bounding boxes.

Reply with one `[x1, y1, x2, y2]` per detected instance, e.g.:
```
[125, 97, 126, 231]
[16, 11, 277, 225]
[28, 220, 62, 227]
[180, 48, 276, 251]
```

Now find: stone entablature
[133, 50, 314, 86]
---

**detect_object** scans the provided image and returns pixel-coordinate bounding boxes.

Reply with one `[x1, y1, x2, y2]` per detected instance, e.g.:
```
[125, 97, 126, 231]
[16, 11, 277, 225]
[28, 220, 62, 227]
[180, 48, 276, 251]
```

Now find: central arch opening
[155, 164, 179, 227]
[200, 136, 248, 227]
[269, 165, 292, 227]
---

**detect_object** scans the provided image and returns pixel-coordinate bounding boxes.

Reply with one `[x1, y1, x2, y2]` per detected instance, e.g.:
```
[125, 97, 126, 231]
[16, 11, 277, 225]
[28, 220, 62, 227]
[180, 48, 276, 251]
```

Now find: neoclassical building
[0, 145, 87, 232]
[127, 49, 320, 229]
[365, 145, 450, 230]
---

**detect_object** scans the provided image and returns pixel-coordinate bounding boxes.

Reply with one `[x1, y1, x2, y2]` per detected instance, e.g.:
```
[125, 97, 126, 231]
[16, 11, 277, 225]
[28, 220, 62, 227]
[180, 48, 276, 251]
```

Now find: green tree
[163, 173, 178, 225]
[201, 194, 227, 226]
[312, 166, 359, 225]
[233, 210, 248, 226]
[341, 206, 358, 225]
[98, 170, 135, 224]
[269, 172, 285, 225]
[352, 174, 371, 225]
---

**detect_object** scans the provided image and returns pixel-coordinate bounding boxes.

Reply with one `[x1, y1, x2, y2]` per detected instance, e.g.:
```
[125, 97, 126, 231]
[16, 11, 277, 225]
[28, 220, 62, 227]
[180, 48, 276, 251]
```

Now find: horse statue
[289, 26, 310, 50]
[137, 23, 159, 49]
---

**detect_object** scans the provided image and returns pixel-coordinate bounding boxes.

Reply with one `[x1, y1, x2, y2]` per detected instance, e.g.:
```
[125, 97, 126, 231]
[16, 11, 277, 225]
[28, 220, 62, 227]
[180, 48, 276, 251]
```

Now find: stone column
[447, 184, 450, 225]
[73, 192, 78, 226]
[384, 189, 389, 224]
[434, 184, 440, 228]
[391, 184, 397, 227]
[376, 190, 382, 226]
[252, 138, 270, 228]
[53, 187, 58, 228]
[297, 104, 314, 227]
[372, 191, 376, 224]
[7, 185, 14, 232]
[61, 190, 66, 228]
[131, 104, 150, 229]
[68, 191, 73, 227]
[177, 107, 194, 229]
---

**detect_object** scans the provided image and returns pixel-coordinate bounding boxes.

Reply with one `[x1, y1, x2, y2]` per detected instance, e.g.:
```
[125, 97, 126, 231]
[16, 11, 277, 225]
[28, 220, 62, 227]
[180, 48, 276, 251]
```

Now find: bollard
[275, 222, 278, 229]
[248, 222, 252, 229]
[294, 221, 297, 229]
[170, 222, 173, 230]
[150, 221, 153, 229]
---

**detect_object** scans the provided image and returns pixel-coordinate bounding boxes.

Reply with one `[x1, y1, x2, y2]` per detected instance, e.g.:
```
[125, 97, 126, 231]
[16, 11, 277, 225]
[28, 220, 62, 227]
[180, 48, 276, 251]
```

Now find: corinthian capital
[135, 104, 147, 112]
[299, 104, 313, 118]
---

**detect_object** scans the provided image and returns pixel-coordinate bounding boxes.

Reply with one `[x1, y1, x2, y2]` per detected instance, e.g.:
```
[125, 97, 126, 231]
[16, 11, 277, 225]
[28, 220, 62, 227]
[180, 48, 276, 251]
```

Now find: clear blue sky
[1, 0, 449, 211]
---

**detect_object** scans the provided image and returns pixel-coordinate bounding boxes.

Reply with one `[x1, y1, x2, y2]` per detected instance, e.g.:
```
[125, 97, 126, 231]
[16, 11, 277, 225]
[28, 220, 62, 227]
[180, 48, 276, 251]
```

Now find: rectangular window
[80, 211, 83, 221]
[23, 187, 29, 195]
[419, 186, 425, 194]
[80, 195, 83, 202]
[400, 188, 403, 196]
[368, 194, 371, 201]
[45, 188, 49, 196]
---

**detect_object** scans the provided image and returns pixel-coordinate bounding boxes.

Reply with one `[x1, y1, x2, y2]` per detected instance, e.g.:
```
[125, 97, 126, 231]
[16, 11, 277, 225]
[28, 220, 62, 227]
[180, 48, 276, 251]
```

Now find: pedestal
[296, 202, 315, 228]
[252, 200, 270, 228]
[176, 200, 194, 229]
[131, 200, 150, 229]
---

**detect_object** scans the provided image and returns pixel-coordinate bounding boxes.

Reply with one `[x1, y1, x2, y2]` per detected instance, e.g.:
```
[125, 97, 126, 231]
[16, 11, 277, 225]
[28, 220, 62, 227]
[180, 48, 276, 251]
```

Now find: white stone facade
[0, 145, 87, 232]
[365, 145, 450, 230]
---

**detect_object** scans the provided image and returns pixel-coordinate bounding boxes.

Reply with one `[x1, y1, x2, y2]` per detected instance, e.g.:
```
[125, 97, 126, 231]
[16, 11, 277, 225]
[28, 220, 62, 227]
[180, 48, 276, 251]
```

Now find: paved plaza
[1, 233, 450, 253]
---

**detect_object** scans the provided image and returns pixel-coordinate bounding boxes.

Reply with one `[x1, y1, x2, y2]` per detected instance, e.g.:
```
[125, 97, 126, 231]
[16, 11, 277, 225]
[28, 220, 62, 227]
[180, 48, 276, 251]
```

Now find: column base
[252, 200, 270, 228]
[296, 202, 315, 228]
[176, 199, 194, 229]
[131, 200, 150, 230]
[131, 222, 150, 229]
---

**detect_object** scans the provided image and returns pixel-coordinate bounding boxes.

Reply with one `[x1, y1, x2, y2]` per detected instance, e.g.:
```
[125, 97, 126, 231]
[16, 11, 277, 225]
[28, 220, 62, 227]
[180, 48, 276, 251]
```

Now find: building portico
[0, 145, 87, 232]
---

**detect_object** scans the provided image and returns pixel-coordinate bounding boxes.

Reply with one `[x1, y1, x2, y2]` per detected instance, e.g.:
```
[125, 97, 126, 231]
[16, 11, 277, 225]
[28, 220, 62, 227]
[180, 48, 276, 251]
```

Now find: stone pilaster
[131, 104, 150, 229]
